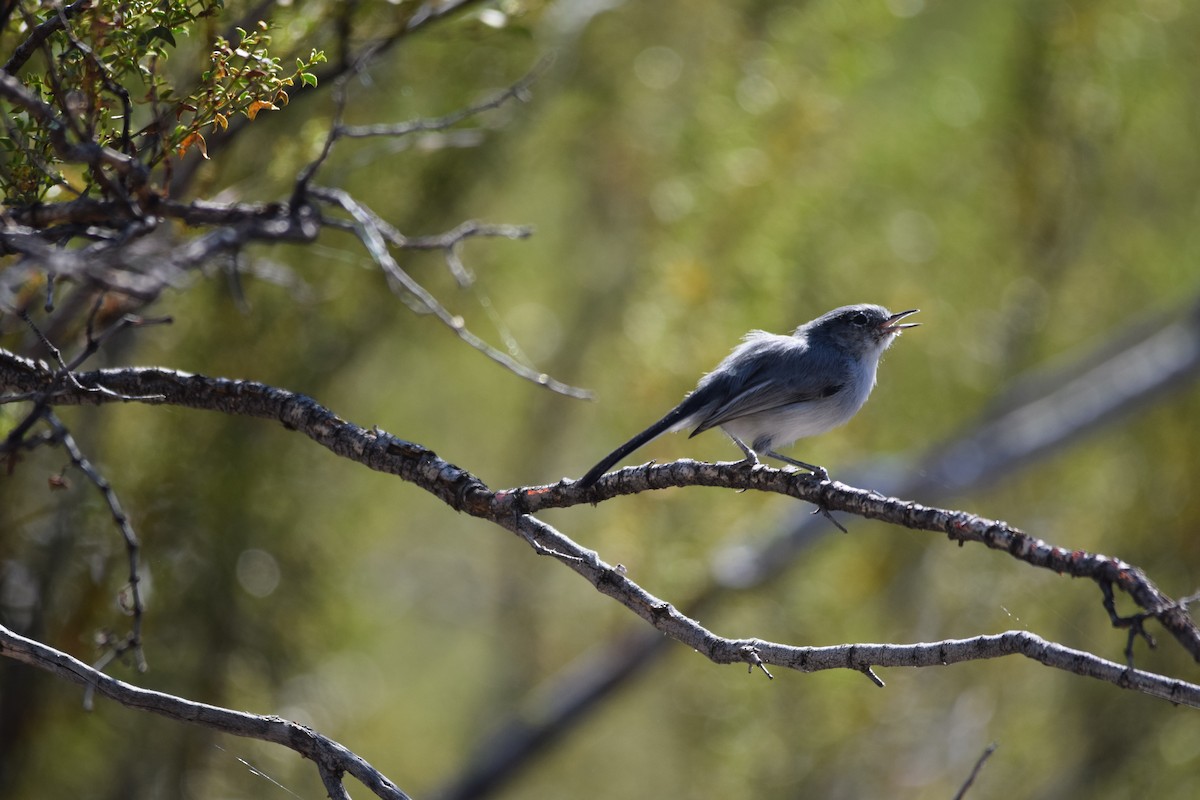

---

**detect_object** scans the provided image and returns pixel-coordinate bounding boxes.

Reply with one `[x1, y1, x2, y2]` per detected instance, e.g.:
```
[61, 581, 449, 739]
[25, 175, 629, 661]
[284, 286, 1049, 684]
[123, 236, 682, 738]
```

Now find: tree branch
[0, 623, 412, 800]
[2, 0, 90, 74]
[506, 460, 1200, 661]
[2, 47, 576, 398]
[2, 348, 1197, 701]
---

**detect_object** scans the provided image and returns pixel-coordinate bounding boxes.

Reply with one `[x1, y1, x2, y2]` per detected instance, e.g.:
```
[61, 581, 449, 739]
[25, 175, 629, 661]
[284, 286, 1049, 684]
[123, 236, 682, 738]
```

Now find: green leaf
[137, 26, 177, 48]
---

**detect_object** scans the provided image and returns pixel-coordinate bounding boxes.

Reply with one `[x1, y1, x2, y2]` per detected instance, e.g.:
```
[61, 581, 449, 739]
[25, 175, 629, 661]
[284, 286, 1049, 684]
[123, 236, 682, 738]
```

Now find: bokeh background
[3, 1, 1200, 798]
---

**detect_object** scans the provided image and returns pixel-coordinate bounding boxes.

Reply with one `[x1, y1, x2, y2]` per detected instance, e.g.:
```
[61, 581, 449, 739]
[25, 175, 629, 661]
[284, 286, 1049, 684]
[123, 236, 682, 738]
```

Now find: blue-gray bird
[577, 304, 919, 488]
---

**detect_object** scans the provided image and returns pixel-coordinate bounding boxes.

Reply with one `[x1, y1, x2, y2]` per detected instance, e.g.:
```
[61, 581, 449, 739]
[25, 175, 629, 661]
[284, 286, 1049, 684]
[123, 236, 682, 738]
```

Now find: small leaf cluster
[181, 21, 325, 161]
[0, 0, 324, 204]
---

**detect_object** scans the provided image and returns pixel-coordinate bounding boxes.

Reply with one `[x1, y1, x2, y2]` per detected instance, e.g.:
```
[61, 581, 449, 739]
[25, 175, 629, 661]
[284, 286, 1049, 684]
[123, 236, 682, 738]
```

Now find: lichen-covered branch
[2, 347, 1197, 702]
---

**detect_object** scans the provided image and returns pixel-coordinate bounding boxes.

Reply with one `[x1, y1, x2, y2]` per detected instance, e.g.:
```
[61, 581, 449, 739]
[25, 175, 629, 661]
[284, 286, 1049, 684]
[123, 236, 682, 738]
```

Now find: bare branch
[403, 0, 488, 33]
[0, 623, 413, 800]
[2, 349, 1197, 704]
[0, 198, 320, 306]
[319, 762, 355, 800]
[327, 193, 532, 286]
[1, 191, 578, 397]
[44, 413, 147, 674]
[496, 508, 1200, 704]
[509, 462, 1200, 661]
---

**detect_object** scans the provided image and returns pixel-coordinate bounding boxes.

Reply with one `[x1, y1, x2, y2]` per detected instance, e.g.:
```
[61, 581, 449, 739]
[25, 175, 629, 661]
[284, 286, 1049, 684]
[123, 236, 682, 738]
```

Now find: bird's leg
[724, 434, 762, 493]
[727, 433, 761, 465]
[766, 450, 829, 482]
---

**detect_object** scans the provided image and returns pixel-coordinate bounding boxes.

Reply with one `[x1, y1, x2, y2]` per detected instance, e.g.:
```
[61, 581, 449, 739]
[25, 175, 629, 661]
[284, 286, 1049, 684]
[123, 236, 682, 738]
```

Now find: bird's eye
[851, 312, 870, 326]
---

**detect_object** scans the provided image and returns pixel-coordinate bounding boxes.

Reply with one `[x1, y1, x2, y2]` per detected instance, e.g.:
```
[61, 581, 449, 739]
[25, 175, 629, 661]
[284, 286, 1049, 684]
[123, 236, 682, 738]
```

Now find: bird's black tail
[577, 404, 692, 488]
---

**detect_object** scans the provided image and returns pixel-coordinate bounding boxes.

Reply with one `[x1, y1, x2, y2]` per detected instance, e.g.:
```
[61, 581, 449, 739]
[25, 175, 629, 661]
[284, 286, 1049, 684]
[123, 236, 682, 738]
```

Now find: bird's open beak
[881, 308, 920, 334]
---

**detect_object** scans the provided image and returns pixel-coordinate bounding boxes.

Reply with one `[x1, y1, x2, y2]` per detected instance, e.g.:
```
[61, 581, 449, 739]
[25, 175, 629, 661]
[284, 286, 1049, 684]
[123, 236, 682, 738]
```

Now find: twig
[332, 196, 532, 287]
[44, 412, 147, 675]
[294, 56, 550, 200]
[17, 309, 167, 402]
[311, 186, 591, 399]
[1098, 578, 1158, 666]
[73, 307, 173, 372]
[340, 58, 548, 139]
[952, 743, 997, 800]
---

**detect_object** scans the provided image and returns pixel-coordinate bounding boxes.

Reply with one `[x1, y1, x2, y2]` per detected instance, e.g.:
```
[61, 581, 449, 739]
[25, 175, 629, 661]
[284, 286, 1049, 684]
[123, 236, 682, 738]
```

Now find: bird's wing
[689, 334, 846, 436]
[690, 377, 841, 435]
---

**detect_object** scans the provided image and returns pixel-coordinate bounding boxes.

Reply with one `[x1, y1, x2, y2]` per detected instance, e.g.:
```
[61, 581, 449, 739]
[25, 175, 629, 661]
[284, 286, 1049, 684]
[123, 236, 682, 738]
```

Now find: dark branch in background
[0, 624, 413, 800]
[338, 58, 545, 139]
[294, 55, 549, 196]
[0, 69, 148, 203]
[2, 0, 89, 74]
[952, 743, 998, 800]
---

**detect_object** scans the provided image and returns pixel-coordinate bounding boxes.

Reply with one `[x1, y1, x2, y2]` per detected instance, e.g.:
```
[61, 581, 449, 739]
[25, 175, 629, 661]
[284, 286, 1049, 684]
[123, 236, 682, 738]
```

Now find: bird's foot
[766, 450, 828, 481]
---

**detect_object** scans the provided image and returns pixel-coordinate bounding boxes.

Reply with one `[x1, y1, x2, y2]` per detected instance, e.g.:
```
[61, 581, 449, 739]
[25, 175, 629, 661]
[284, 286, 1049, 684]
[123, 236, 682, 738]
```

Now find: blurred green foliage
[3, 0, 1200, 799]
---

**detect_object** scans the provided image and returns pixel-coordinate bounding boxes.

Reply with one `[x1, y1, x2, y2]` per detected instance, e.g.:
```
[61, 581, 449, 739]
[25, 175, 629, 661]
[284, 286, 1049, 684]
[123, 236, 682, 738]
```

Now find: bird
[576, 304, 919, 488]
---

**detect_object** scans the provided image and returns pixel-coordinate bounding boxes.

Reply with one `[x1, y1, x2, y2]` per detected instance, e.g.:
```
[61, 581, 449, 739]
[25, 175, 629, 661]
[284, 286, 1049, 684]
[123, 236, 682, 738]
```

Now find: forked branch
[1, 348, 1197, 699]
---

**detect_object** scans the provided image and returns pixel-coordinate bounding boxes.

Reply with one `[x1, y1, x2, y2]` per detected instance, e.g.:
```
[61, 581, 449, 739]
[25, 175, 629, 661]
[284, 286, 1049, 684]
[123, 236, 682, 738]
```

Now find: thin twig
[294, 56, 550, 199]
[340, 57, 549, 139]
[952, 743, 997, 800]
[44, 412, 147, 675]
[311, 186, 591, 399]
